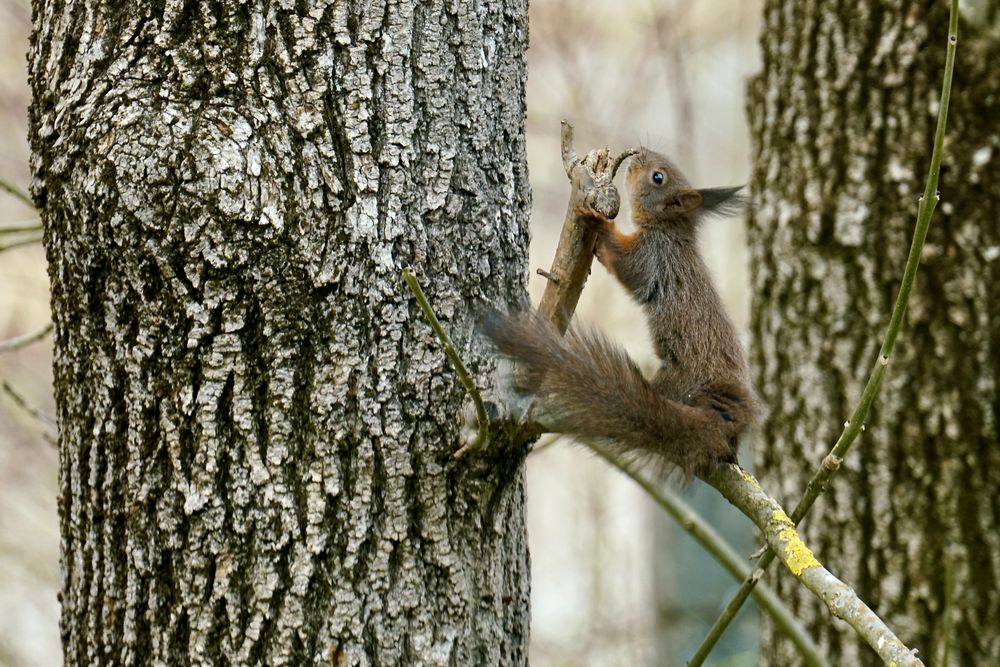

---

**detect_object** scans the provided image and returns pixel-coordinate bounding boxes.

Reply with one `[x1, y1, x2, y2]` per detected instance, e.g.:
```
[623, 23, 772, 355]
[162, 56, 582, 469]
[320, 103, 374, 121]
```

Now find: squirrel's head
[626, 148, 745, 226]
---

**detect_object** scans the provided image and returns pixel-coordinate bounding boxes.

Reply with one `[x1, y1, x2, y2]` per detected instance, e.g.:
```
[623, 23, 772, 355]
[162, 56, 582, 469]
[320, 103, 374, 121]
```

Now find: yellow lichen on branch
[771, 510, 821, 576]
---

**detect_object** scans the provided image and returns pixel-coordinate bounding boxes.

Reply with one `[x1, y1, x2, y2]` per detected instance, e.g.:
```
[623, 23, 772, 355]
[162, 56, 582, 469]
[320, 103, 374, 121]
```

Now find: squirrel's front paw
[574, 206, 613, 228]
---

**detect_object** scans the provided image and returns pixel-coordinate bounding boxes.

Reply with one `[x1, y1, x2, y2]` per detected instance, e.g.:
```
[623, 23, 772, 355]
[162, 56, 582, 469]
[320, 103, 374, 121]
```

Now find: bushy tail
[481, 310, 739, 478]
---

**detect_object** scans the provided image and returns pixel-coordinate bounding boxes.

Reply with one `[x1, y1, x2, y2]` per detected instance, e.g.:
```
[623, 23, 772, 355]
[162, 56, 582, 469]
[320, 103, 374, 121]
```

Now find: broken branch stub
[538, 121, 633, 334]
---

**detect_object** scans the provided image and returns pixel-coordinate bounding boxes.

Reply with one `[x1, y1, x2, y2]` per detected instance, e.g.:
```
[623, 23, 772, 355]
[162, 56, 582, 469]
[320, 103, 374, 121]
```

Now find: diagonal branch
[537, 121, 633, 334]
[703, 464, 922, 666]
[0, 235, 44, 254]
[423, 121, 921, 664]
[585, 440, 829, 667]
[402, 268, 489, 458]
[2, 379, 57, 433]
[0, 178, 35, 209]
[0, 322, 53, 355]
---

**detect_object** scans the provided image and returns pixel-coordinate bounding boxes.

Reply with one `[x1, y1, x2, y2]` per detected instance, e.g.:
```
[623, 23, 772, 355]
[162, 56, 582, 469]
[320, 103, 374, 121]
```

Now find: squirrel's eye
[651, 171, 665, 185]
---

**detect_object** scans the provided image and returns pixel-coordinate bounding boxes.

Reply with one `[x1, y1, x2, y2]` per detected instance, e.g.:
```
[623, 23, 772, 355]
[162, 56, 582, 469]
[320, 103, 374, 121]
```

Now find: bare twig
[0, 323, 53, 355]
[688, 2, 960, 661]
[0, 221, 42, 235]
[610, 148, 637, 179]
[402, 268, 489, 458]
[0, 235, 44, 253]
[0, 178, 34, 209]
[535, 267, 559, 284]
[2, 380, 57, 432]
[560, 120, 580, 176]
[402, 125, 627, 459]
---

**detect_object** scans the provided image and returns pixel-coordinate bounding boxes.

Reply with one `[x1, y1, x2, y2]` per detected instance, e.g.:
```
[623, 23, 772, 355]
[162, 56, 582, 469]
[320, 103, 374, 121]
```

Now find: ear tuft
[697, 186, 747, 218]
[671, 188, 703, 214]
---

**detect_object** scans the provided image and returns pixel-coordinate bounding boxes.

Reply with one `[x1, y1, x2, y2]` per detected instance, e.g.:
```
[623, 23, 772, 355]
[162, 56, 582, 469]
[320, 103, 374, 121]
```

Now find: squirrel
[482, 148, 758, 479]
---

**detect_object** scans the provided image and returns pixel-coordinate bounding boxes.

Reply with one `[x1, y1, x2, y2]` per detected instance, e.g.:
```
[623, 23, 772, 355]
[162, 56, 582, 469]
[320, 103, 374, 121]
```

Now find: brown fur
[484, 149, 758, 478]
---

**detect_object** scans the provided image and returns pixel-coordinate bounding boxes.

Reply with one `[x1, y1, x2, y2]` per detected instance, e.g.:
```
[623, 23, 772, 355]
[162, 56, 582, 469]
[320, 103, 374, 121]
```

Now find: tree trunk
[748, 2, 1000, 665]
[29, 1, 531, 664]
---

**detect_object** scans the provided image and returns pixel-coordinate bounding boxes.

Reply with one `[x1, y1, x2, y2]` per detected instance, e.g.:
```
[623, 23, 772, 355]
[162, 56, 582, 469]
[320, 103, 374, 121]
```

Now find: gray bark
[748, 2, 1000, 665]
[29, 1, 531, 664]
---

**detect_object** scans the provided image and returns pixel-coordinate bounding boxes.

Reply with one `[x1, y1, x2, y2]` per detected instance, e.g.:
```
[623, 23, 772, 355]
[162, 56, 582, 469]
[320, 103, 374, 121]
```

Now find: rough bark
[29, 1, 531, 664]
[748, 2, 1000, 665]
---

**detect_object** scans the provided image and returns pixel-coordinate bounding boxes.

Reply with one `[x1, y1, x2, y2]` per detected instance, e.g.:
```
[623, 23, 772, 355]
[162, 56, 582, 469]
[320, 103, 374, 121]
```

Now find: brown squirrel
[483, 148, 758, 478]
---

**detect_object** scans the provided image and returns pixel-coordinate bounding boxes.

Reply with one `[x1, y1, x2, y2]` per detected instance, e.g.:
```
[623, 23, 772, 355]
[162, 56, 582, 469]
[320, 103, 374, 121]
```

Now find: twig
[0, 235, 44, 253]
[688, 1, 960, 661]
[585, 441, 829, 667]
[687, 559, 768, 666]
[0, 323, 53, 355]
[0, 178, 34, 209]
[560, 120, 580, 176]
[402, 268, 489, 458]
[0, 222, 42, 235]
[796, 0, 958, 524]
[405, 126, 626, 458]
[535, 268, 559, 284]
[2, 380, 57, 432]
[703, 464, 924, 666]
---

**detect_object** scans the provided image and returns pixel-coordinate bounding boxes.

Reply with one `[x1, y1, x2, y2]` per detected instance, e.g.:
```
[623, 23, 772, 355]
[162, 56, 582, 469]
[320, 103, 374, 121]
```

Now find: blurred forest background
[0, 0, 763, 665]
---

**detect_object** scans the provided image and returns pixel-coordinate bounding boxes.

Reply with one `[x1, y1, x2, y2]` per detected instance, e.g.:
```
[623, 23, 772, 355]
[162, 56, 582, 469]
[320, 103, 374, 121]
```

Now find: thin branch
[0, 221, 42, 235]
[585, 441, 829, 667]
[0, 322, 53, 355]
[0, 178, 34, 209]
[794, 0, 958, 518]
[402, 268, 489, 458]
[704, 464, 924, 666]
[688, 1, 960, 661]
[2, 380, 57, 432]
[687, 558, 770, 666]
[0, 235, 44, 253]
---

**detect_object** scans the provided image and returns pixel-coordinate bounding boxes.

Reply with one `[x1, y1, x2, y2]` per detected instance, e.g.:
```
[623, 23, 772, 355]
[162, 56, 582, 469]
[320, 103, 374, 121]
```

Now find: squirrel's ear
[697, 186, 747, 217]
[669, 188, 703, 214]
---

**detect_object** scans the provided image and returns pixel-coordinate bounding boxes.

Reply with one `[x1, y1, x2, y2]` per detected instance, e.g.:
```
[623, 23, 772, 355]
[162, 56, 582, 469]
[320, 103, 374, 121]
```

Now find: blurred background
[0, 0, 763, 664]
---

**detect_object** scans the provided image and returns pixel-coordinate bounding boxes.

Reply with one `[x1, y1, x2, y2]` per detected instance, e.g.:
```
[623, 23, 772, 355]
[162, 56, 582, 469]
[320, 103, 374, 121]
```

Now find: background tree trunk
[29, 1, 531, 664]
[748, 2, 1000, 664]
